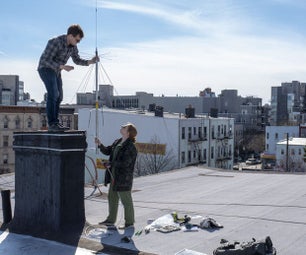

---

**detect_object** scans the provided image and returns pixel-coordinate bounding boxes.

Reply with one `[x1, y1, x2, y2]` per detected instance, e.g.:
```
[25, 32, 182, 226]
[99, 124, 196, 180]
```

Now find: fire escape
[215, 125, 233, 169]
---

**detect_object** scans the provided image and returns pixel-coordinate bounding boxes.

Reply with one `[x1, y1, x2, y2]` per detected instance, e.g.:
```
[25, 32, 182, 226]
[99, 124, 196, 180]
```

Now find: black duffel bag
[213, 236, 276, 255]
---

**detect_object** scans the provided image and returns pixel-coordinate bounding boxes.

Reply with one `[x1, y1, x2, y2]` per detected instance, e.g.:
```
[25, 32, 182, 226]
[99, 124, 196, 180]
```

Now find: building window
[42, 116, 47, 128]
[181, 151, 185, 164]
[3, 154, 8, 164]
[193, 127, 196, 135]
[188, 151, 191, 162]
[181, 127, 185, 140]
[193, 150, 196, 158]
[198, 127, 202, 138]
[66, 116, 71, 128]
[291, 149, 295, 155]
[203, 149, 207, 160]
[211, 146, 214, 159]
[3, 136, 9, 147]
[15, 117, 21, 129]
[204, 127, 207, 138]
[281, 149, 284, 155]
[266, 144, 269, 151]
[299, 148, 302, 155]
[27, 117, 33, 128]
[275, 133, 278, 139]
[188, 127, 192, 140]
[267, 133, 269, 139]
[198, 149, 201, 161]
[4, 116, 9, 129]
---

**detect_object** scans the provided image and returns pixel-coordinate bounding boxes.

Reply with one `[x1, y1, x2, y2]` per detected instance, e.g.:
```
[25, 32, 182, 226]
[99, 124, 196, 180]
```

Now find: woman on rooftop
[95, 122, 138, 229]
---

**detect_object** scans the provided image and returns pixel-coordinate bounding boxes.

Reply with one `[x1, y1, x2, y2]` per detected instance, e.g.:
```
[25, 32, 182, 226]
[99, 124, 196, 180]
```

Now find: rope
[84, 155, 103, 197]
[69, 64, 95, 104]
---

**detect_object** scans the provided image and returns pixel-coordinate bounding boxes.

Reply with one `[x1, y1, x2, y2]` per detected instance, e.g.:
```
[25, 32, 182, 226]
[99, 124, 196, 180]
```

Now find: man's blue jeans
[38, 68, 63, 126]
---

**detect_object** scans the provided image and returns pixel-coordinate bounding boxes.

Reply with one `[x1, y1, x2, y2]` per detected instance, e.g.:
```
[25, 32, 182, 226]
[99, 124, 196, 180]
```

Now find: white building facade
[265, 126, 299, 154]
[79, 108, 234, 172]
[276, 138, 306, 172]
[262, 126, 299, 169]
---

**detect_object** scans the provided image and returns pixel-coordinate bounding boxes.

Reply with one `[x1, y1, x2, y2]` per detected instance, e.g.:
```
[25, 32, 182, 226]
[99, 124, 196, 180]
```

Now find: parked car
[246, 158, 258, 165]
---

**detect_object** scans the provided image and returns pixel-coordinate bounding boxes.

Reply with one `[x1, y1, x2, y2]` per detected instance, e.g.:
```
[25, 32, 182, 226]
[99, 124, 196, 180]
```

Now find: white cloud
[2, 30, 306, 106]
[99, 1, 204, 31]
[2, 29, 306, 105]
[96, 0, 253, 36]
[100, 34, 306, 103]
[1, 1, 306, 106]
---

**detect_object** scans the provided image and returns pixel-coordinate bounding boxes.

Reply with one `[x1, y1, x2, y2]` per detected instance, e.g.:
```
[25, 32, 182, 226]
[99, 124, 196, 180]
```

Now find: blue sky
[1, 0, 306, 104]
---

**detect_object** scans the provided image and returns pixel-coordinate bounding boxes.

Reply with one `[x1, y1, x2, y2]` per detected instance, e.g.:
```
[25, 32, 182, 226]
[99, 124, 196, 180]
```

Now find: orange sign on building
[135, 143, 166, 155]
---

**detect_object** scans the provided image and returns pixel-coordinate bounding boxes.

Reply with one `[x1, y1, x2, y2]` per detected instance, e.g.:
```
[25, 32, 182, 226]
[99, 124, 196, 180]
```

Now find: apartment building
[78, 86, 265, 130]
[79, 107, 234, 174]
[0, 75, 20, 105]
[276, 137, 306, 172]
[0, 106, 76, 174]
[270, 81, 306, 125]
[261, 125, 299, 169]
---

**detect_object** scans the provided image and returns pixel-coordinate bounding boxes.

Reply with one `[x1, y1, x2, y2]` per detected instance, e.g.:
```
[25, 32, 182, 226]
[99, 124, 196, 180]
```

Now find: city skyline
[1, 0, 306, 104]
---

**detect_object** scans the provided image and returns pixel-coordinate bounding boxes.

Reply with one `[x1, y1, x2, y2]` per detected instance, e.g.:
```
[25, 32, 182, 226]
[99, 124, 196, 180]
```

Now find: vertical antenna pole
[95, 48, 99, 147]
[95, 0, 99, 153]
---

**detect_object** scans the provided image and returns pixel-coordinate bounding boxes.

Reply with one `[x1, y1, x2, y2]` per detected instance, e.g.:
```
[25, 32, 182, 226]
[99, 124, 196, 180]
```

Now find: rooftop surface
[1, 167, 306, 255]
[80, 107, 232, 120]
[277, 137, 306, 146]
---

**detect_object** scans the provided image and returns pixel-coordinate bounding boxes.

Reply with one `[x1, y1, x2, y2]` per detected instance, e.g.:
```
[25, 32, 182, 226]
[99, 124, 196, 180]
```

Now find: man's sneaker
[48, 123, 67, 132]
[58, 123, 70, 130]
[98, 220, 114, 226]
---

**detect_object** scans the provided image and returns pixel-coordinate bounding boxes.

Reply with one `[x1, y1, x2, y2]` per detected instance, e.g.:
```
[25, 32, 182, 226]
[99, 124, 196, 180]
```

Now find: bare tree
[134, 135, 176, 177]
[243, 130, 265, 155]
[278, 155, 306, 172]
[134, 153, 144, 177]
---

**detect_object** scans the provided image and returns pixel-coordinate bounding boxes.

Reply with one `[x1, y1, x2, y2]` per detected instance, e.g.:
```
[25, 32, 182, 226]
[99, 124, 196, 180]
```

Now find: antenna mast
[95, 0, 99, 152]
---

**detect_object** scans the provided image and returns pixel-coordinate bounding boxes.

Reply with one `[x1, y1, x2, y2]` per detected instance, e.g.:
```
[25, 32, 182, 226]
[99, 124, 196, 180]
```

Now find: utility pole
[286, 133, 289, 172]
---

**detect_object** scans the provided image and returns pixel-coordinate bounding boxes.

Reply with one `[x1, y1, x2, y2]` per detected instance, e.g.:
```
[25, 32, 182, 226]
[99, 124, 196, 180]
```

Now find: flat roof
[82, 107, 234, 121]
[1, 167, 305, 255]
[277, 137, 306, 146]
